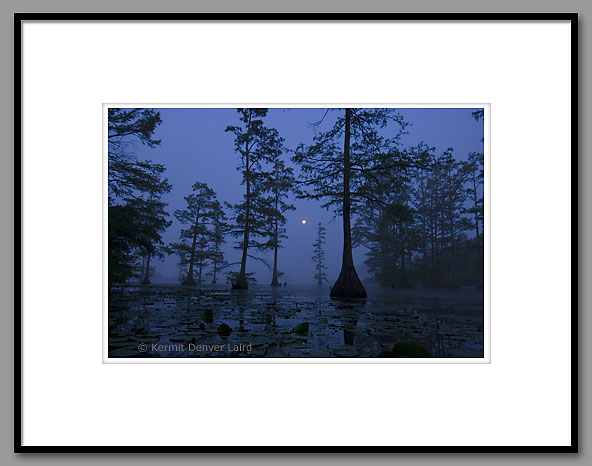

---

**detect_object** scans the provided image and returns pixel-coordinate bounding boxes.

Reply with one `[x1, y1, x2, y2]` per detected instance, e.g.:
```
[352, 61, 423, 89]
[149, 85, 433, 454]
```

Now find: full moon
[301, 219, 307, 225]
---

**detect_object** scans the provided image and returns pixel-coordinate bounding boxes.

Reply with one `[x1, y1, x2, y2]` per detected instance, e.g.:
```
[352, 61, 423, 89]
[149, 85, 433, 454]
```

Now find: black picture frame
[13, 12, 579, 453]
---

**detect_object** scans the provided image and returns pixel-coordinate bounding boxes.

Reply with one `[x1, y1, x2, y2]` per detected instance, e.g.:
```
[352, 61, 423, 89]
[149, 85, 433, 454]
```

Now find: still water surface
[108, 284, 484, 358]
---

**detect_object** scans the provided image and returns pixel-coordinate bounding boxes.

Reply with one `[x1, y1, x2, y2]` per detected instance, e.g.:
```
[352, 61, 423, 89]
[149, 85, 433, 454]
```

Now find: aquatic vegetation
[108, 285, 484, 358]
[293, 322, 309, 336]
[217, 323, 232, 337]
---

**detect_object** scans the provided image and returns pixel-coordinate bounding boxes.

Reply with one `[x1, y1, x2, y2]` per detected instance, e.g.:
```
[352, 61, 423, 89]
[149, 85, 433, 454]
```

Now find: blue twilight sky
[120, 107, 484, 285]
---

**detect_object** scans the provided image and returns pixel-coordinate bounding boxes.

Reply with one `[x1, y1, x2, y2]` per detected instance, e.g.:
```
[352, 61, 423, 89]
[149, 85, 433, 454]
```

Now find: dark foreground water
[108, 284, 484, 358]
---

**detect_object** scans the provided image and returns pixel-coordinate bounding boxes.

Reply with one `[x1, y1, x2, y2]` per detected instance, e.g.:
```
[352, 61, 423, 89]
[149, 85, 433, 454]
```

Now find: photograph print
[107, 106, 486, 359]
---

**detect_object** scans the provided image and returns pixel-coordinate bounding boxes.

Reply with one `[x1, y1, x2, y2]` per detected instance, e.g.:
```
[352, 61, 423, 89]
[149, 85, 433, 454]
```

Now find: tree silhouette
[171, 182, 218, 285]
[207, 201, 228, 285]
[226, 108, 283, 289]
[107, 108, 171, 285]
[312, 222, 327, 285]
[264, 155, 295, 286]
[293, 108, 407, 297]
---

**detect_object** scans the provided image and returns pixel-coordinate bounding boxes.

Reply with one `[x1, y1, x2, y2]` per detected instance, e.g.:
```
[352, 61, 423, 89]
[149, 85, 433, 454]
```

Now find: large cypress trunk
[330, 109, 367, 299]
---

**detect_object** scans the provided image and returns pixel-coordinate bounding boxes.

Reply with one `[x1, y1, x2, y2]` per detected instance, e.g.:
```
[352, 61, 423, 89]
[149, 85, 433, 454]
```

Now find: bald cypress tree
[107, 108, 171, 285]
[293, 108, 407, 298]
[226, 108, 283, 289]
[264, 156, 295, 286]
[207, 201, 228, 285]
[312, 223, 327, 285]
[171, 182, 217, 285]
[107, 108, 163, 201]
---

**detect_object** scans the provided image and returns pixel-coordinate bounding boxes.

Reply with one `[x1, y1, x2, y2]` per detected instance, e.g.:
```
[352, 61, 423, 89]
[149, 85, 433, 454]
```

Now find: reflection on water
[108, 284, 484, 358]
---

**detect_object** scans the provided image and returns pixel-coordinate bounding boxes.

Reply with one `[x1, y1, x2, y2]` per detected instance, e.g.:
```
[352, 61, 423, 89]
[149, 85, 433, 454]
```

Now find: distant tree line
[352, 143, 484, 288]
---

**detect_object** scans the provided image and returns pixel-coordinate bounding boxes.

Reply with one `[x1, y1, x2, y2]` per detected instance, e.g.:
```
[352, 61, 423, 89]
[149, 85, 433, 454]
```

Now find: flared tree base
[182, 276, 196, 286]
[270, 279, 281, 287]
[330, 266, 367, 298]
[140, 278, 151, 285]
[231, 276, 248, 290]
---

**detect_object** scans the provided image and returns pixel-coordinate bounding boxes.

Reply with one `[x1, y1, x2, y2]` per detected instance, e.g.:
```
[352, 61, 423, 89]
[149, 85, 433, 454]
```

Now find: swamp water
[108, 284, 484, 358]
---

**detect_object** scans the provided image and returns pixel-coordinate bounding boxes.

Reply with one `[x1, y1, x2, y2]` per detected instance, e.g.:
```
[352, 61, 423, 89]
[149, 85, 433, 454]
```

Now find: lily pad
[217, 323, 232, 337]
[293, 322, 309, 336]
